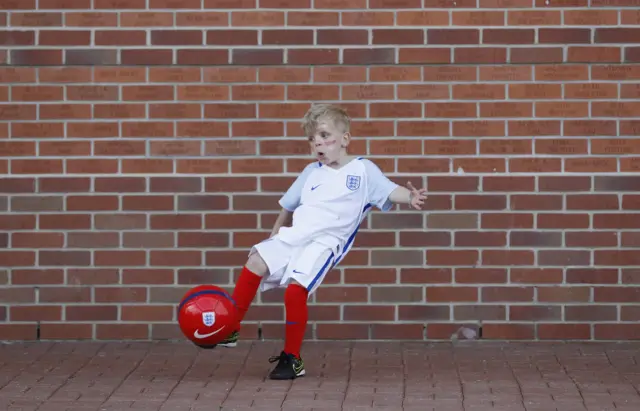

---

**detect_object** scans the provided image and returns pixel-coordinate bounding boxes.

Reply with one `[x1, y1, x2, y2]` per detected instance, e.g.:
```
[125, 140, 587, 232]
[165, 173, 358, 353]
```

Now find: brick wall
[1, 1, 640, 342]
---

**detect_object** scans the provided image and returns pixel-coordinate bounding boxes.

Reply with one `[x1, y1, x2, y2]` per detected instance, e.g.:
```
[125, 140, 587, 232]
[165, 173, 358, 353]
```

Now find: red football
[177, 285, 238, 349]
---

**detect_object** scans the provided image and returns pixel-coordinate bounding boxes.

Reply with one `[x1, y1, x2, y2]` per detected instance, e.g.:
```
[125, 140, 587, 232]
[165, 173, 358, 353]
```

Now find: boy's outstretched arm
[388, 181, 427, 210]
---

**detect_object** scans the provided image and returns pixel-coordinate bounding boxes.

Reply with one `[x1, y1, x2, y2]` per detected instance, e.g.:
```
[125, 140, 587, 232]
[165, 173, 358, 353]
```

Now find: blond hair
[301, 103, 351, 136]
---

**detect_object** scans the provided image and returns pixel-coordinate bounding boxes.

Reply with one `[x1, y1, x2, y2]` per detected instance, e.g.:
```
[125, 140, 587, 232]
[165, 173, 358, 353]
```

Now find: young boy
[218, 103, 427, 380]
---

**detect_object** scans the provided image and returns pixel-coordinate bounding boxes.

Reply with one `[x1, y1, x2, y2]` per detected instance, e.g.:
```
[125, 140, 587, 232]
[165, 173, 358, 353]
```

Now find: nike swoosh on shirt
[311, 185, 321, 190]
[193, 327, 224, 339]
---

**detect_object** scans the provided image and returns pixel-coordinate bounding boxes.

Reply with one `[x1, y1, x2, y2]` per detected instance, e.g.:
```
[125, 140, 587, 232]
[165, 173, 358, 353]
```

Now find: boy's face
[307, 118, 350, 165]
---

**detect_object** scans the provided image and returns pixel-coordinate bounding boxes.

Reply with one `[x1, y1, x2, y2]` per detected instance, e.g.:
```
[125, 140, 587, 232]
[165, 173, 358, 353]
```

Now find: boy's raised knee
[289, 279, 304, 288]
[245, 251, 269, 277]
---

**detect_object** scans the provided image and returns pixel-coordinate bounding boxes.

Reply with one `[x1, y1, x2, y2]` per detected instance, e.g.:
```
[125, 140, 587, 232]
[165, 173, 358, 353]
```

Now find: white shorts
[252, 237, 336, 296]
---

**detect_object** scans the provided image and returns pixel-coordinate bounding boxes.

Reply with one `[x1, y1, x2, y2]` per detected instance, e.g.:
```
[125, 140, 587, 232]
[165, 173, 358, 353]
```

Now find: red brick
[426, 250, 478, 266]
[485, 176, 536, 192]
[11, 305, 61, 321]
[567, 194, 619, 210]
[315, 0, 366, 7]
[568, 46, 621, 63]
[485, 250, 535, 266]
[480, 139, 531, 155]
[121, 305, 173, 322]
[371, 67, 422, 83]
[535, 139, 588, 155]
[511, 47, 564, 64]
[484, 29, 535, 44]
[568, 231, 617, 248]
[426, 66, 477, 82]
[481, 102, 532, 118]
[13, 159, 63, 174]
[454, 11, 504, 25]
[509, 84, 561, 100]
[454, 121, 505, 138]
[594, 324, 640, 340]
[397, 121, 450, 138]
[123, 269, 173, 285]
[10, 12, 60, 26]
[262, 29, 313, 45]
[150, 213, 202, 230]
[398, 47, 451, 64]
[511, 269, 562, 284]
[288, 11, 339, 26]
[370, 0, 421, 6]
[453, 47, 507, 64]
[565, 157, 617, 173]
[342, 11, 394, 26]
[595, 287, 640, 302]
[510, 158, 562, 173]
[540, 28, 591, 44]
[537, 102, 590, 118]
[40, 251, 90, 266]
[453, 84, 505, 100]
[66, 122, 117, 138]
[428, 29, 479, 45]
[508, 120, 560, 136]
[288, 48, 339, 64]
[372, 29, 424, 45]
[426, 286, 478, 302]
[0, 141, 35, 156]
[317, 29, 368, 45]
[455, 195, 506, 210]
[119, 11, 171, 26]
[12, 233, 64, 248]
[206, 29, 257, 46]
[0, 104, 37, 120]
[538, 213, 589, 230]
[456, 268, 507, 284]
[538, 324, 591, 340]
[535, 64, 589, 81]
[510, 195, 561, 212]
[596, 28, 640, 44]
[453, 158, 505, 173]
[482, 286, 534, 302]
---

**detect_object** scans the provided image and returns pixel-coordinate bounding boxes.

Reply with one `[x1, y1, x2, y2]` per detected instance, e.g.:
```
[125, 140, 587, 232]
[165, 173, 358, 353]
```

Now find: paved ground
[1, 341, 640, 411]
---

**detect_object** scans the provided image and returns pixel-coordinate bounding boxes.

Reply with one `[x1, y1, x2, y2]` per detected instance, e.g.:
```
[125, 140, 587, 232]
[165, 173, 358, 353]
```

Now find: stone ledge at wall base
[0, 322, 638, 342]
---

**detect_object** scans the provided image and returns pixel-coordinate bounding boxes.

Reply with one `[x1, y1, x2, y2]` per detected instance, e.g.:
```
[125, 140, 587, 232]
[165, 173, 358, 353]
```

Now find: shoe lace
[268, 351, 289, 364]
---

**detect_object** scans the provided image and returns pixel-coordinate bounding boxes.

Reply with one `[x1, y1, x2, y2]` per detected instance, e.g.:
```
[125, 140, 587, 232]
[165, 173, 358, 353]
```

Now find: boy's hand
[407, 181, 427, 210]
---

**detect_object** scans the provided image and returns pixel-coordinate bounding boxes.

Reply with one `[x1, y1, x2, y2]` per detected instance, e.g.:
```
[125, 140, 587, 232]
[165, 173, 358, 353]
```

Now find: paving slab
[1, 341, 640, 410]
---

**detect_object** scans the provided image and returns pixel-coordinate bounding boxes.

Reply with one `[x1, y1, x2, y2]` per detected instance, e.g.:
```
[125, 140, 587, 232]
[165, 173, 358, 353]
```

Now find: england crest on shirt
[346, 175, 361, 191]
[202, 311, 216, 327]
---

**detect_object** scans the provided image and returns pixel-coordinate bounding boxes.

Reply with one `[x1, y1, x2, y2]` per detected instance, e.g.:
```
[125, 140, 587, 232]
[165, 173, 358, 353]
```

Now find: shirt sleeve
[362, 159, 400, 212]
[278, 162, 318, 212]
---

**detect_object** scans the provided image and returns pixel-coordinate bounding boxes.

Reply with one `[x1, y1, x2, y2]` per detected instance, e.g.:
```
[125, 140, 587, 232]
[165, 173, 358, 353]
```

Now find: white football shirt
[276, 157, 399, 265]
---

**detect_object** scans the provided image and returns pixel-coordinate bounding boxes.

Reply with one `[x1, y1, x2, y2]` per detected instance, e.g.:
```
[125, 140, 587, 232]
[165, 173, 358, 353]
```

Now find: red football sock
[231, 266, 262, 331]
[284, 283, 309, 358]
